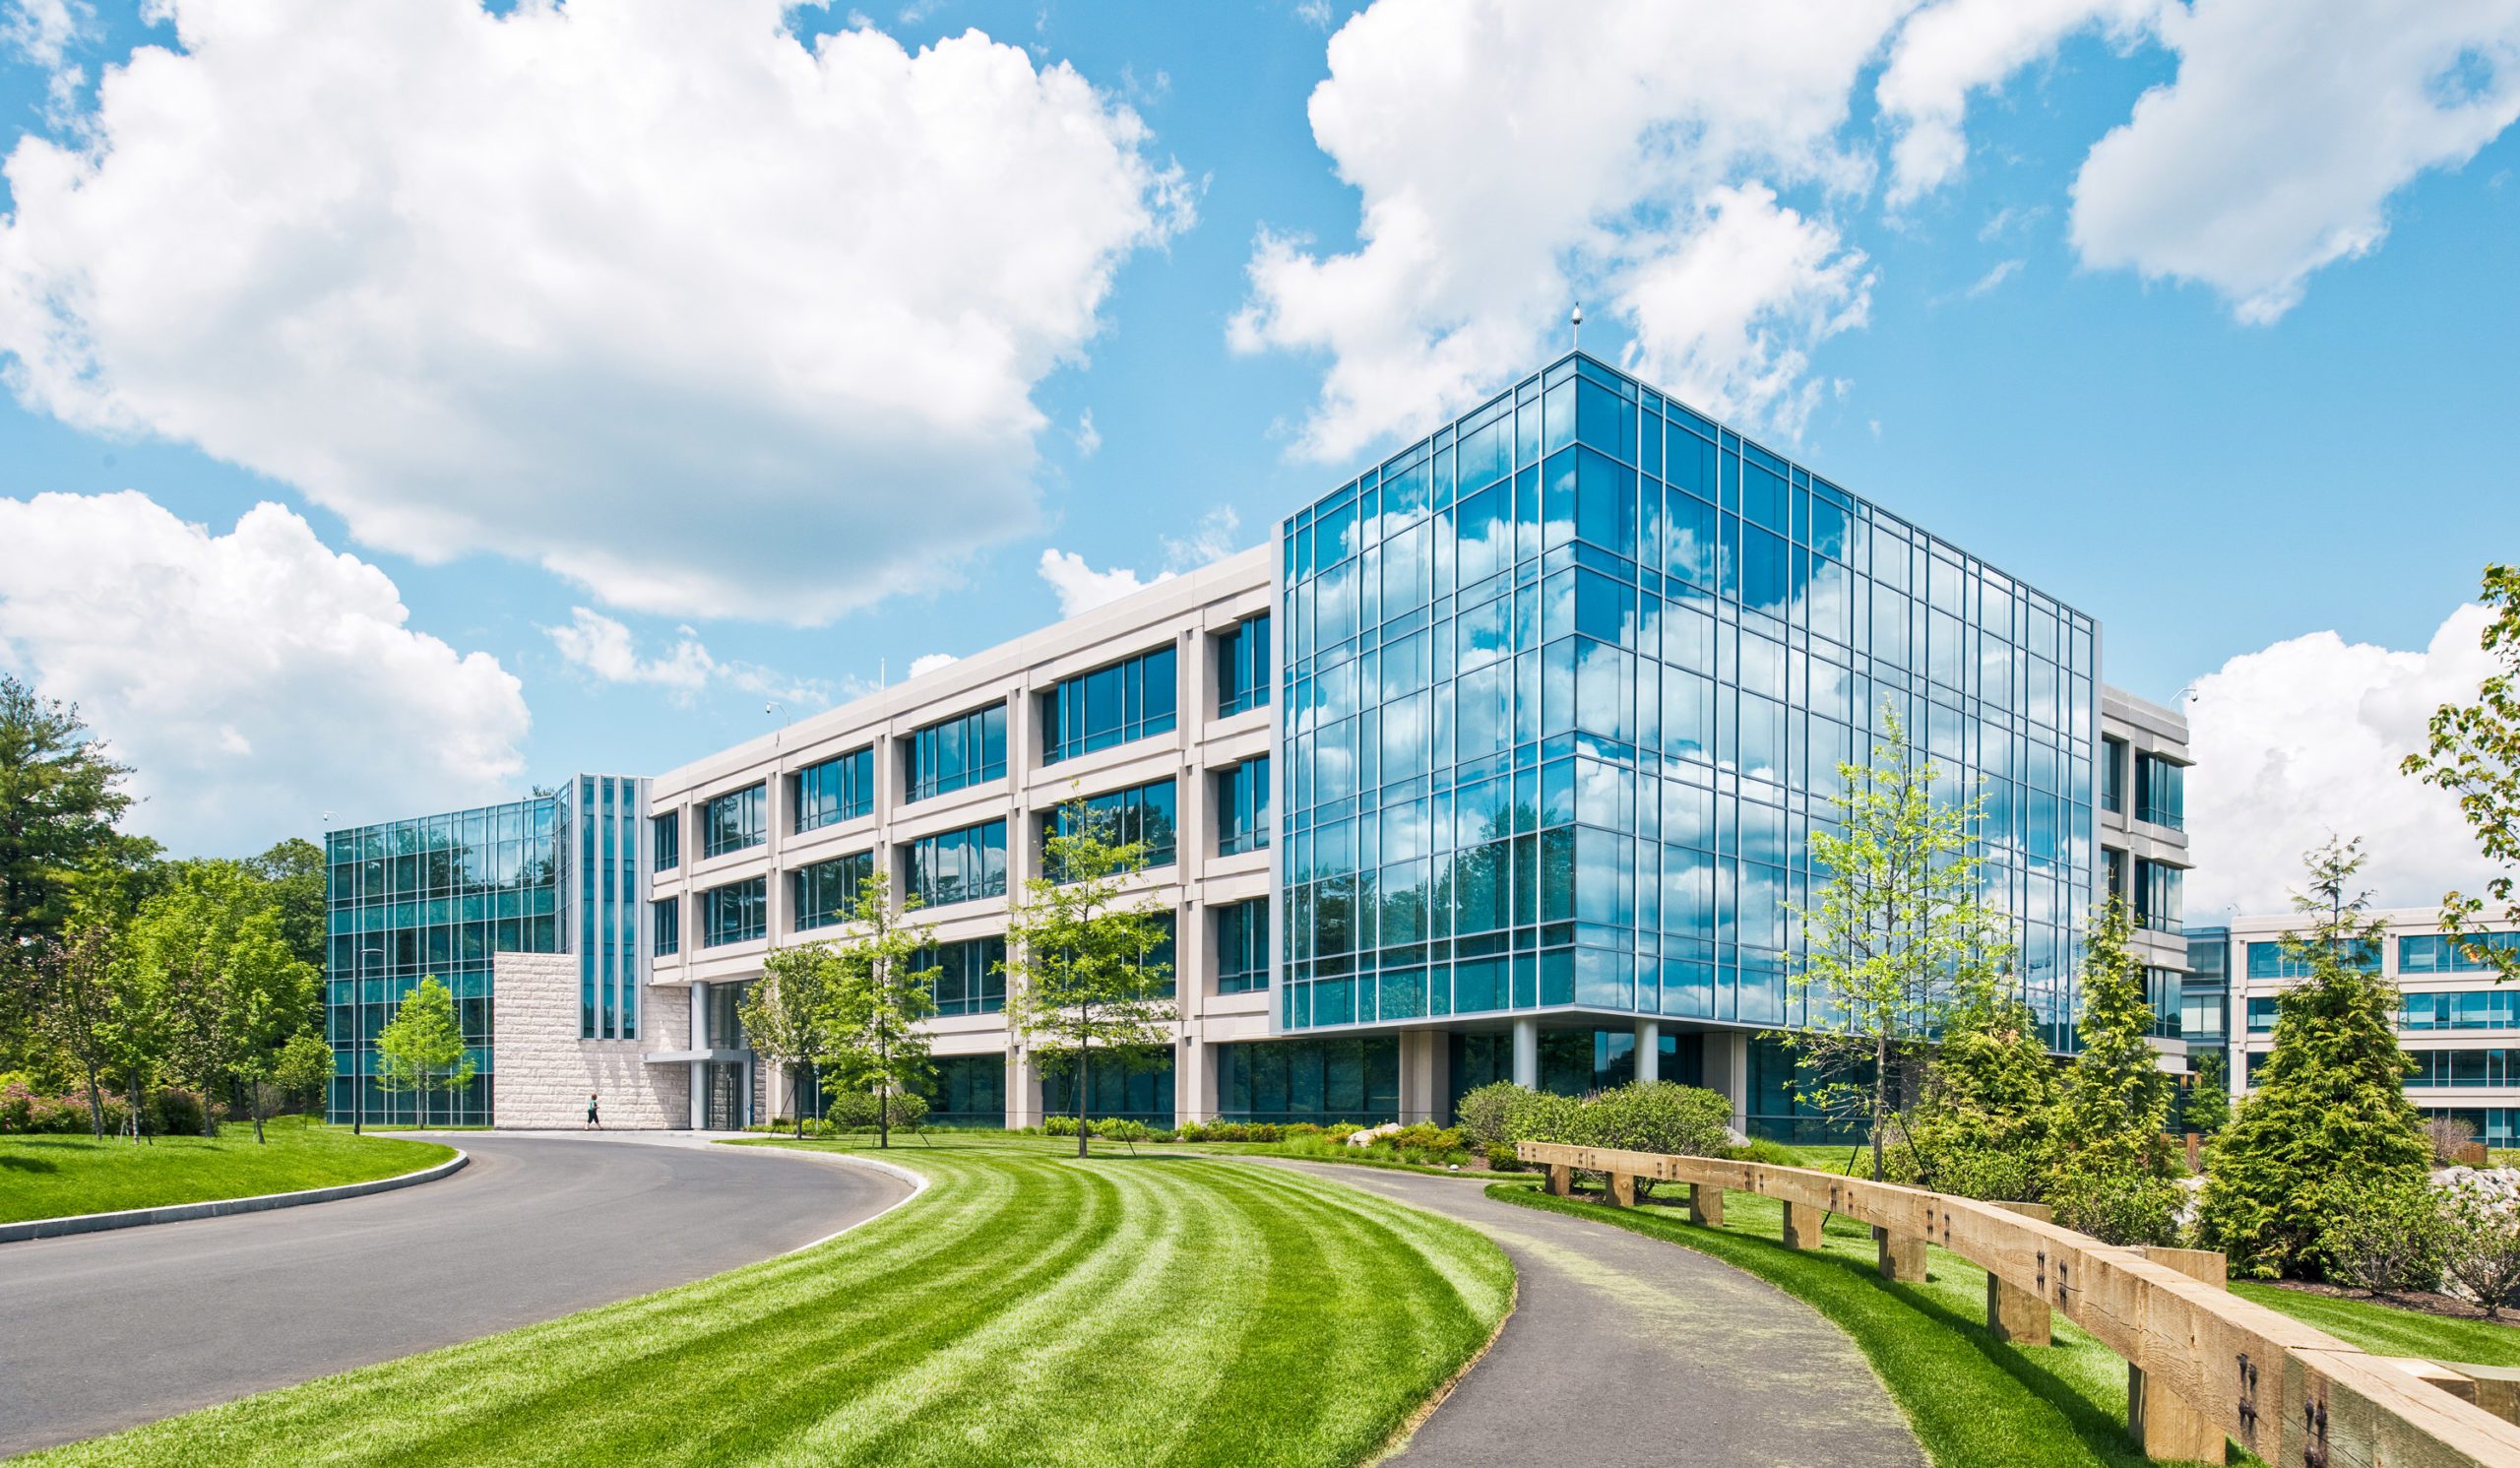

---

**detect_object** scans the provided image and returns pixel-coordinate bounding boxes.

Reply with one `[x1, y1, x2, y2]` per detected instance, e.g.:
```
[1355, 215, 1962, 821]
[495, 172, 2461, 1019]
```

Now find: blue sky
[0, 0, 2514, 915]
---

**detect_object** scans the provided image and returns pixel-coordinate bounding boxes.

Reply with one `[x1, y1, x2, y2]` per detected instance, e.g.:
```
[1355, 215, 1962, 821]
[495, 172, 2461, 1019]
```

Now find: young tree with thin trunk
[374, 976, 474, 1129]
[816, 874, 940, 1150]
[2403, 562, 2520, 982]
[18, 926, 122, 1135]
[2199, 838, 2431, 1279]
[742, 943, 842, 1139]
[132, 862, 320, 1139]
[1784, 705, 2013, 1182]
[1008, 796, 1176, 1159]
[272, 1030, 334, 1118]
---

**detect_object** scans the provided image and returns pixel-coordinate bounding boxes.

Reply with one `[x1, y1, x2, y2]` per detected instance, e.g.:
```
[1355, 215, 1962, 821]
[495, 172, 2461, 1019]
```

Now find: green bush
[1455, 1081, 1526, 1149]
[2048, 1162, 2184, 1247]
[1722, 1136, 1800, 1166]
[1484, 1143, 1527, 1173]
[2314, 1176, 2445, 1296]
[1093, 1117, 1150, 1143]
[2438, 1174, 2520, 1318]
[1042, 1116, 1079, 1137]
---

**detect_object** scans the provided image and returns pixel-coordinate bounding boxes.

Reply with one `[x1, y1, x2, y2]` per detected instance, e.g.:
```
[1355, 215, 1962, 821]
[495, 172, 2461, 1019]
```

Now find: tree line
[1, 676, 331, 1141]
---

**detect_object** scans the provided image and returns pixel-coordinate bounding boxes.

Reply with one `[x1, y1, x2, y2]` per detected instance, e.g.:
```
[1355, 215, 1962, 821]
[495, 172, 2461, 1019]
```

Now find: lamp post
[353, 945, 383, 1134]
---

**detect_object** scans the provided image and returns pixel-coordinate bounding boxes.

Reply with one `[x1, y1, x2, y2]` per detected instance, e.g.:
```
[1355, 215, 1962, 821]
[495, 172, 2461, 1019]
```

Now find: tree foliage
[2401, 562, 2520, 982]
[2182, 1049, 2232, 1137]
[1783, 705, 2014, 1181]
[813, 873, 939, 1150]
[2198, 838, 2431, 1278]
[373, 976, 474, 1129]
[127, 862, 319, 1140]
[742, 943, 843, 1139]
[1007, 795, 1176, 1159]
[0, 675, 145, 951]
[1884, 993, 2059, 1202]
[2055, 895, 2171, 1175]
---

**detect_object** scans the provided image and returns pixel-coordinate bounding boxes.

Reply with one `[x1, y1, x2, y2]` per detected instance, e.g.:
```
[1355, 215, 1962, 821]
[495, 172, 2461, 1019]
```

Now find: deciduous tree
[1008, 795, 1176, 1159]
[1783, 705, 2014, 1181]
[742, 945, 841, 1139]
[2403, 562, 2520, 982]
[374, 976, 474, 1129]
[0, 675, 142, 950]
[816, 873, 939, 1150]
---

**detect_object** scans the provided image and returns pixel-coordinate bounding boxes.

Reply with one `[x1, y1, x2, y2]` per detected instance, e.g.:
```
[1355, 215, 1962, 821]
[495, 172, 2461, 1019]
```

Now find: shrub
[2426, 1117, 2481, 1166]
[1484, 1143, 1527, 1173]
[1094, 1117, 1150, 1144]
[2048, 1162, 2185, 1247]
[150, 1088, 210, 1137]
[1042, 1116, 1080, 1137]
[2314, 1176, 2446, 1295]
[883, 1092, 928, 1133]
[0, 1080, 32, 1134]
[1723, 1137, 1800, 1166]
[1455, 1081, 1527, 1149]
[1566, 1082, 1731, 1158]
[2439, 1172, 2520, 1318]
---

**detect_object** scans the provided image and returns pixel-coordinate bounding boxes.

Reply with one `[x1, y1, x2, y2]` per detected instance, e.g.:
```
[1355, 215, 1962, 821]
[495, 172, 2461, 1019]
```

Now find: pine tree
[2056, 895, 2171, 1173]
[1890, 993, 2059, 1201]
[2183, 1049, 2233, 1137]
[2198, 839, 2430, 1278]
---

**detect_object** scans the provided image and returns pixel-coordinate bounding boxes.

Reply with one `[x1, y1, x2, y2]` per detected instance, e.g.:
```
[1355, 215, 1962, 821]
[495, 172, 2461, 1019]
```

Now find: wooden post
[1546, 1164, 1573, 1198]
[1986, 1201, 2053, 1347]
[1687, 1181, 1725, 1227]
[1783, 1198, 1824, 1249]
[1878, 1227, 1927, 1282]
[2449, 1362, 2520, 1427]
[1607, 1171, 1636, 1207]
[2129, 1245, 2229, 1465]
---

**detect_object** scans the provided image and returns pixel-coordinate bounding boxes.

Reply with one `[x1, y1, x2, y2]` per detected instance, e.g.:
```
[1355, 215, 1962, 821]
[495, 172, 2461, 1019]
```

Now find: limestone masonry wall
[493, 952, 688, 1129]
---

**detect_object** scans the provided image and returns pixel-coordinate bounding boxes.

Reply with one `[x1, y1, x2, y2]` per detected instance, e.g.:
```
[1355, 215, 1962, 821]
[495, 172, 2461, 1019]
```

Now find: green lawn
[22, 1133, 1513, 1468]
[0, 1117, 453, 1225]
[2235, 1283, 2520, 1368]
[1493, 1180, 2237, 1468]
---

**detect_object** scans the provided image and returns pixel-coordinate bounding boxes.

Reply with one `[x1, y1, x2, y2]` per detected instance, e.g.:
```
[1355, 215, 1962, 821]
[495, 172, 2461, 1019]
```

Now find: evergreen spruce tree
[2198, 838, 2430, 1278]
[2183, 1049, 2233, 1137]
[2056, 896, 2171, 1172]
[1888, 992, 2059, 1201]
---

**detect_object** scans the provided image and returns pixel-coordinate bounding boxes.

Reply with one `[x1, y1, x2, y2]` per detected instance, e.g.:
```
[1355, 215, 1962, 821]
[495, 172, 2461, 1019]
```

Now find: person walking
[585, 1093, 601, 1130]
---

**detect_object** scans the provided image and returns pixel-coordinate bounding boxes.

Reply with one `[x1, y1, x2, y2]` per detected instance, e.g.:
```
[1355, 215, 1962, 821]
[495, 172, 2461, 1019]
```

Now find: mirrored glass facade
[1277, 354, 2099, 1050]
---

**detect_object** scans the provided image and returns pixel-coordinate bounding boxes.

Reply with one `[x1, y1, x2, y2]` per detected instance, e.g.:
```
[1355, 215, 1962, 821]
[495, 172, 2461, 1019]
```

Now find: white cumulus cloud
[0, 491, 529, 856]
[2183, 604, 2501, 918]
[545, 607, 832, 707]
[907, 652, 960, 678]
[1229, 0, 1903, 462]
[0, 1, 1191, 623]
[1039, 549, 1171, 617]
[2071, 0, 2520, 323]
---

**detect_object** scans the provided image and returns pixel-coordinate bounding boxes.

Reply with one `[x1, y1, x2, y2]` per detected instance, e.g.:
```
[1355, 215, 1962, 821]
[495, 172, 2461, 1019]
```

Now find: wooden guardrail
[1517, 1140, 2520, 1468]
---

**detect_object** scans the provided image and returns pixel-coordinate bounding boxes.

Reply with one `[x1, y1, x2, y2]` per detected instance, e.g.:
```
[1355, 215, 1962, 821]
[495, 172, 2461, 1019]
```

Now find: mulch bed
[2263, 1277, 2520, 1327]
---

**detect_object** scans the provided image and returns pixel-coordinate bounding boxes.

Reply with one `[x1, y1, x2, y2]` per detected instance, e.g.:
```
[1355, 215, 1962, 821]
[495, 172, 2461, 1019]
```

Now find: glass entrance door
[706, 1062, 744, 1130]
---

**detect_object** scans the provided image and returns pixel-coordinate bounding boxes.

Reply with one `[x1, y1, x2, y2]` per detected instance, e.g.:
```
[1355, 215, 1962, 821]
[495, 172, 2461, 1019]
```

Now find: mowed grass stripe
[20, 1137, 1511, 1468]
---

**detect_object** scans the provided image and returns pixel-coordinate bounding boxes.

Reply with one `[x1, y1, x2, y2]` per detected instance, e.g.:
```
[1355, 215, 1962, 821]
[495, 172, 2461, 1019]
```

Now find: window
[2135, 753, 2184, 830]
[2133, 858, 2182, 934]
[2400, 931, 2520, 974]
[653, 812, 680, 872]
[701, 783, 766, 858]
[905, 820, 1008, 907]
[932, 1054, 1005, 1125]
[2400, 989, 2520, 1031]
[905, 705, 1007, 803]
[1041, 779, 1177, 878]
[2246, 997, 2279, 1032]
[791, 852, 873, 932]
[2100, 735, 2126, 814]
[2246, 938, 2381, 979]
[2179, 991, 2224, 1038]
[1216, 757, 1271, 857]
[1041, 646, 1178, 763]
[1216, 900, 1268, 993]
[1216, 1037, 1400, 1124]
[1218, 614, 1272, 717]
[922, 936, 1007, 1016]
[794, 747, 875, 832]
[652, 897, 679, 957]
[700, 877, 767, 947]
[2406, 1050, 2520, 1089]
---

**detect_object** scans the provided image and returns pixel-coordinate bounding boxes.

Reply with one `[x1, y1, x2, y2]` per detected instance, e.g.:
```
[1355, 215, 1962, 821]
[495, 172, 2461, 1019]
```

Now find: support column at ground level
[1704, 1029, 1750, 1134]
[1177, 1034, 1213, 1125]
[1635, 1019, 1661, 1084]
[1986, 1201, 2053, 1345]
[1511, 1017, 1540, 1089]
[1399, 1030, 1442, 1124]
[1007, 1047, 1041, 1130]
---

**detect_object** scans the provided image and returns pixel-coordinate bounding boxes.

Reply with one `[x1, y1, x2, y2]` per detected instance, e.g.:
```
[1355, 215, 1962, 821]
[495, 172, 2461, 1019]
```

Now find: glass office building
[324, 774, 645, 1125]
[1277, 353, 2100, 1071]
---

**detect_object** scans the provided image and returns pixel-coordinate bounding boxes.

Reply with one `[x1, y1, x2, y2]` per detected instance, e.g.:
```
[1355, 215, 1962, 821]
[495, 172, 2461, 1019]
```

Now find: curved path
[1266, 1162, 1924, 1468]
[0, 1131, 912, 1456]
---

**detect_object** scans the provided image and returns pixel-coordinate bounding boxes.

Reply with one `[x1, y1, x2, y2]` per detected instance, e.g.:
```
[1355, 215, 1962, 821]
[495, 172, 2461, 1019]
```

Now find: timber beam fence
[1516, 1139, 2520, 1468]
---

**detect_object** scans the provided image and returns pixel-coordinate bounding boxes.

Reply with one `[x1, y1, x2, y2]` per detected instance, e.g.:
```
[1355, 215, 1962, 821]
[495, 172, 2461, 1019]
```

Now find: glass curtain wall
[1276, 353, 2099, 1051]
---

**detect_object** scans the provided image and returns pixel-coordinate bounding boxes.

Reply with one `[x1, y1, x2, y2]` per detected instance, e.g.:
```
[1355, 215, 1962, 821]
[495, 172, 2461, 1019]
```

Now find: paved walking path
[1267, 1162, 1925, 1468]
[0, 1131, 912, 1456]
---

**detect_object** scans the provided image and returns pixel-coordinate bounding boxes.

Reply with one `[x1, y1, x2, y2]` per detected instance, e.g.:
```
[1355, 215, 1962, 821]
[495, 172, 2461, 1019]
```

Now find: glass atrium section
[1041, 646, 1178, 763]
[794, 747, 875, 832]
[905, 704, 1007, 803]
[792, 852, 874, 931]
[905, 819, 1008, 907]
[1041, 778, 1177, 877]
[1216, 757, 1272, 857]
[559, 774, 645, 1041]
[1277, 354, 2099, 1050]
[1216, 899, 1268, 993]
[701, 782, 765, 858]
[1218, 613, 1273, 717]
[325, 795, 557, 1125]
[922, 935, 1007, 1016]
[701, 877, 768, 947]
[1216, 1037, 1399, 1123]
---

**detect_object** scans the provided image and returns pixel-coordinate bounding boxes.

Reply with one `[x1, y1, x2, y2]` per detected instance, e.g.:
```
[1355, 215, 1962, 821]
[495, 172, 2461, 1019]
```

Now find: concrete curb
[0, 1149, 470, 1244]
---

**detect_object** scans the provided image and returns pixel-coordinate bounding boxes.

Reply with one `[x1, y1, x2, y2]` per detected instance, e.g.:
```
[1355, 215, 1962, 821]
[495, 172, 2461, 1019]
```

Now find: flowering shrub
[0, 1081, 132, 1135]
[2437, 1169, 2520, 1318]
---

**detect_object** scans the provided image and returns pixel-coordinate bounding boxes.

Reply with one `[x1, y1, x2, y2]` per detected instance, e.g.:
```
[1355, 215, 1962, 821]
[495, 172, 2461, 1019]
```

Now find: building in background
[2204, 911, 2520, 1147]
[323, 774, 649, 1127]
[329, 352, 2192, 1134]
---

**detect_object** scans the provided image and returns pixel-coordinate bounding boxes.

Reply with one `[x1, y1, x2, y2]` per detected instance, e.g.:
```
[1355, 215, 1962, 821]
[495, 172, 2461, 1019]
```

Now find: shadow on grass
[0, 1152, 61, 1173]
